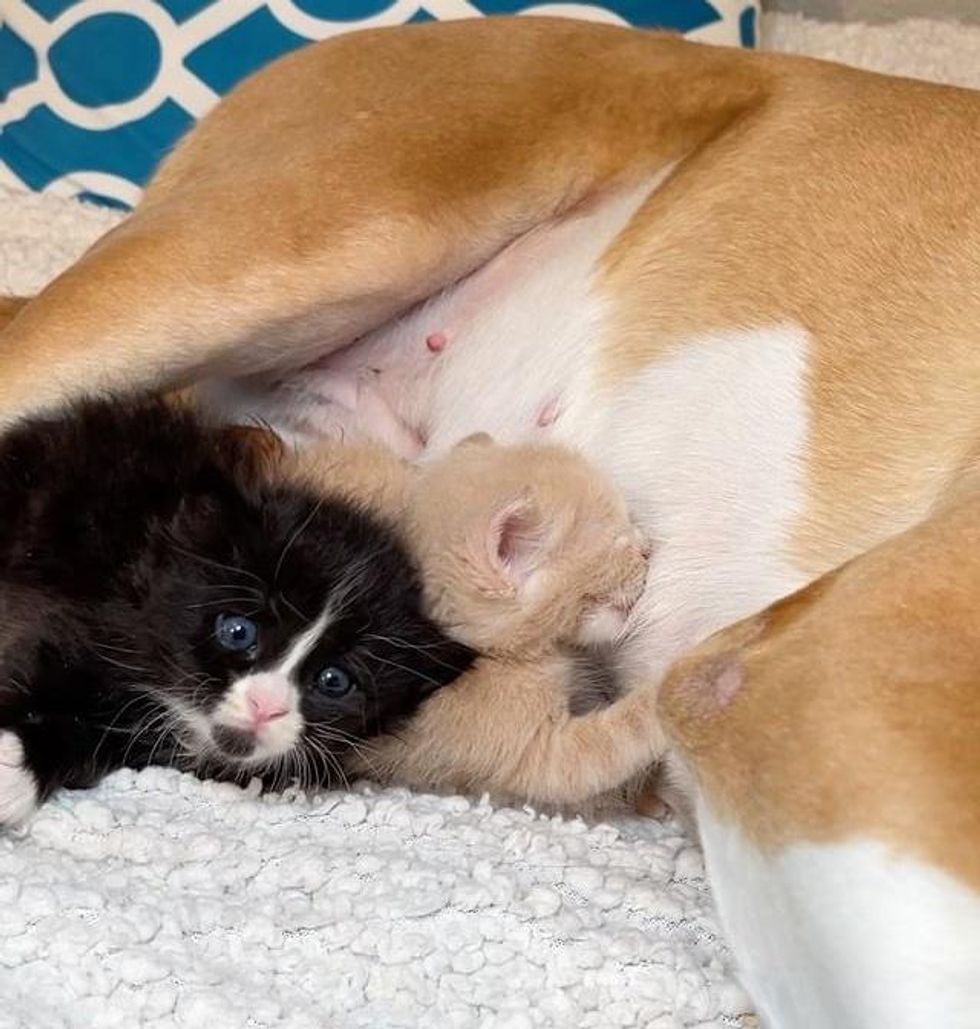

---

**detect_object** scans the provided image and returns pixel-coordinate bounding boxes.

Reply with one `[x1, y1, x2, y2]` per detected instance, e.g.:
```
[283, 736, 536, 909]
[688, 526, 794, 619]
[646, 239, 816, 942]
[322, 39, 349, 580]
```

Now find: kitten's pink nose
[246, 691, 289, 727]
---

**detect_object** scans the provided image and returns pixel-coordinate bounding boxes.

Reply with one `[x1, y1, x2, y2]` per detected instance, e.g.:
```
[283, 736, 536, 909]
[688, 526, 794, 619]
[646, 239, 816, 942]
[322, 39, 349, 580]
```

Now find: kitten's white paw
[0, 731, 38, 826]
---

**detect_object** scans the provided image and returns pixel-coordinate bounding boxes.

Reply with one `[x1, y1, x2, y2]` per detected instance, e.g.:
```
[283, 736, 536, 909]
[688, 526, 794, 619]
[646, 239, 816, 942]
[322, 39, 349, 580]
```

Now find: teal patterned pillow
[0, 1, 758, 209]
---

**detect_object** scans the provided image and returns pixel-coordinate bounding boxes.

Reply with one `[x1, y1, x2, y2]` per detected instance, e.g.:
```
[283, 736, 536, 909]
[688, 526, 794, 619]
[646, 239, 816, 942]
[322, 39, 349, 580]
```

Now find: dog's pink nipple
[536, 397, 560, 428]
[426, 331, 448, 353]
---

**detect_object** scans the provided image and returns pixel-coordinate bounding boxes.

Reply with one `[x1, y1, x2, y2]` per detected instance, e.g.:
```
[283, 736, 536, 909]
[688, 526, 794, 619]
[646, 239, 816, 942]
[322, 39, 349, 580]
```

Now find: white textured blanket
[2, 16, 978, 1027]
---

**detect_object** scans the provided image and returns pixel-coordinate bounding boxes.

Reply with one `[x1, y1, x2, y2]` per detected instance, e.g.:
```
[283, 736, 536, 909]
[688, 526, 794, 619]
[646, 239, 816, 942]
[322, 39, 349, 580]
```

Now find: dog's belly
[307, 174, 667, 453]
[233, 173, 813, 682]
[423, 321, 809, 684]
[201, 175, 658, 452]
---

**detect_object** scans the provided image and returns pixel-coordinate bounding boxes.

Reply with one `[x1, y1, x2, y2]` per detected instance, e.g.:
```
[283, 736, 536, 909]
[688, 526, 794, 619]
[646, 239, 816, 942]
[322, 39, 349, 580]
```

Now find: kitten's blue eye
[314, 665, 355, 698]
[214, 613, 259, 653]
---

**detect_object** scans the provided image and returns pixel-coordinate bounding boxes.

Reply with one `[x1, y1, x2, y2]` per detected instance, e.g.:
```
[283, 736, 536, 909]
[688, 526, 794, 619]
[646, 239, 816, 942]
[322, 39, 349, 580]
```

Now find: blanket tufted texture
[0, 772, 746, 1029]
[2, 13, 979, 1027]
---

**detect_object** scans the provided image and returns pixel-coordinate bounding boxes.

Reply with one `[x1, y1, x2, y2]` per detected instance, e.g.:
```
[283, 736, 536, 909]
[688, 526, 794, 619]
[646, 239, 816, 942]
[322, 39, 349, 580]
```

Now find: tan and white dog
[0, 18, 978, 1024]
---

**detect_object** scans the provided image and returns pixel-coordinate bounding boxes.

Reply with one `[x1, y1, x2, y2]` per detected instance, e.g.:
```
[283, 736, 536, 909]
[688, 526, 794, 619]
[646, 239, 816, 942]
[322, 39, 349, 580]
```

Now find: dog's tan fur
[0, 19, 978, 850]
[596, 63, 980, 577]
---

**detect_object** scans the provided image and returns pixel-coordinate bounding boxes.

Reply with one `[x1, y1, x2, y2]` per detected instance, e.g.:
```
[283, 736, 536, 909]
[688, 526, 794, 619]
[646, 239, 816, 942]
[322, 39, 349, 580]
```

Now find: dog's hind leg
[0, 20, 765, 426]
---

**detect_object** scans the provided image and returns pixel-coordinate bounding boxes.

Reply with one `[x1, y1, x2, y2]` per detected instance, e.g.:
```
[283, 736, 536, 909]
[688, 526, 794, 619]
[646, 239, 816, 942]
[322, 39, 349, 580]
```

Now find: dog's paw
[0, 731, 38, 826]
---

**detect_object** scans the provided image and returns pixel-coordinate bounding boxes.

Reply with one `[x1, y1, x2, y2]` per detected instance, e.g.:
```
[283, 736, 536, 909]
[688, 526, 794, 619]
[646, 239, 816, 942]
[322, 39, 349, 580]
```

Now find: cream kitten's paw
[577, 530, 651, 646]
[0, 731, 38, 826]
[577, 603, 631, 645]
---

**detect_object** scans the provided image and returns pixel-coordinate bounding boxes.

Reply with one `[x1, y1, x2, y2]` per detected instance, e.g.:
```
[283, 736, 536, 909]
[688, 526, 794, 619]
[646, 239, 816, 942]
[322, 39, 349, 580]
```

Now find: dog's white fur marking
[699, 806, 980, 1029]
[212, 607, 331, 760]
[566, 325, 811, 683]
[0, 730, 38, 825]
[411, 175, 671, 454]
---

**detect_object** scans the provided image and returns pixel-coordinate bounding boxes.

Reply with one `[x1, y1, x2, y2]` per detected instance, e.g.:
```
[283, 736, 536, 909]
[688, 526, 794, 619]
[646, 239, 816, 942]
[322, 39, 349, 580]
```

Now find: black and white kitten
[0, 398, 474, 824]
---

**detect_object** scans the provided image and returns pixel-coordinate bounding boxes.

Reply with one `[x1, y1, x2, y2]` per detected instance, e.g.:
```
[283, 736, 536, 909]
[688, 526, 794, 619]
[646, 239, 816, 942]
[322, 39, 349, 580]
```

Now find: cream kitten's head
[408, 435, 650, 656]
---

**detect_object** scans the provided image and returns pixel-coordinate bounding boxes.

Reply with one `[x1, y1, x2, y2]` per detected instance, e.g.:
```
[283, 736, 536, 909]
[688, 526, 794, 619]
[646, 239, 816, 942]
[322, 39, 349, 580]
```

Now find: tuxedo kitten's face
[128, 482, 476, 783]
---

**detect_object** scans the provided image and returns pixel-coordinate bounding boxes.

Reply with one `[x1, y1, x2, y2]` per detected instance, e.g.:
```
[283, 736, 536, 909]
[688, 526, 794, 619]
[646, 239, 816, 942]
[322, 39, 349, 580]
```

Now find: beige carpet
[763, 11, 980, 87]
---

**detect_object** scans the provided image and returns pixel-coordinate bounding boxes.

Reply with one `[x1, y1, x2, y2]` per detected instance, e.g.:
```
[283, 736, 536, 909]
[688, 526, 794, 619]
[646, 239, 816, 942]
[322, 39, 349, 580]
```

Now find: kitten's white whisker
[362, 632, 471, 675]
[279, 593, 309, 623]
[187, 597, 263, 612]
[5, 675, 31, 698]
[272, 500, 323, 590]
[202, 583, 265, 595]
[304, 726, 358, 790]
[300, 748, 316, 794]
[90, 690, 158, 767]
[91, 644, 150, 676]
[92, 639, 141, 656]
[164, 536, 265, 589]
[357, 647, 442, 689]
[310, 721, 378, 755]
[120, 704, 176, 768]
[317, 738, 349, 790]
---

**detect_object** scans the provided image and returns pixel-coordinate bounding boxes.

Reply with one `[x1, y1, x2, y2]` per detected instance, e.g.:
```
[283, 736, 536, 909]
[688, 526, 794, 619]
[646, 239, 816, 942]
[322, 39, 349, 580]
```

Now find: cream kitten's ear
[465, 490, 549, 596]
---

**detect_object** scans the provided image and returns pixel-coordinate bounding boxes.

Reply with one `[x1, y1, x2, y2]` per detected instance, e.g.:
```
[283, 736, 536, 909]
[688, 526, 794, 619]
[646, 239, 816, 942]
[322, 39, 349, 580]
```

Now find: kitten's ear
[472, 490, 550, 594]
[212, 426, 286, 487]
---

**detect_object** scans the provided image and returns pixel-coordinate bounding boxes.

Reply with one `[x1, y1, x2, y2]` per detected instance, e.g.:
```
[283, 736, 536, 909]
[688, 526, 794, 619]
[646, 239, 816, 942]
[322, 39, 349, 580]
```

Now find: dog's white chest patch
[563, 324, 812, 681]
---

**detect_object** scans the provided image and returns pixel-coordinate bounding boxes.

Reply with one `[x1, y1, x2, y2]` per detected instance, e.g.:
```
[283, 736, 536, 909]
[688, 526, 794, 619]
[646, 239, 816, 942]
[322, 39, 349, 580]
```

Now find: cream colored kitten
[285, 434, 665, 808]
